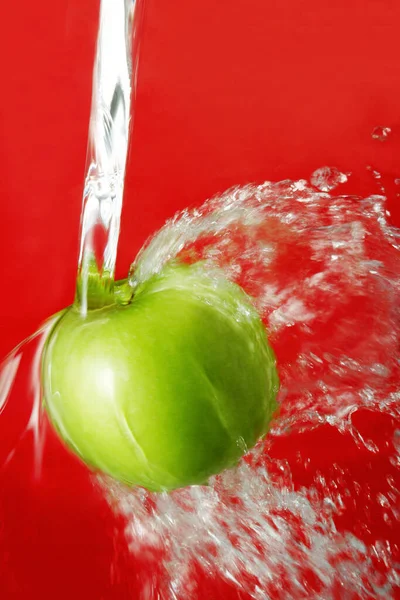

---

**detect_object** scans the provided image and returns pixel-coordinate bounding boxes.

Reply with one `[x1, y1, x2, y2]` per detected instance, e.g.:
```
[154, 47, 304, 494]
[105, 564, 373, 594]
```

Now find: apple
[42, 262, 279, 491]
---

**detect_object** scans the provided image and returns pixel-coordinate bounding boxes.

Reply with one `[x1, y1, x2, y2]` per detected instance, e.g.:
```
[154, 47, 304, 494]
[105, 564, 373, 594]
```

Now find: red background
[1, 0, 400, 359]
[1, 1, 400, 598]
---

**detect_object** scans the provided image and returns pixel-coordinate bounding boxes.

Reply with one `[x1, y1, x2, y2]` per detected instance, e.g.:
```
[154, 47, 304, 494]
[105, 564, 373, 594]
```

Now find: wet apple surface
[43, 263, 279, 491]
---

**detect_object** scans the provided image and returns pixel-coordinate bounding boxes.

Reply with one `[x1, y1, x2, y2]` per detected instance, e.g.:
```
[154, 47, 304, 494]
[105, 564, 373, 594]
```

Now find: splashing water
[371, 126, 392, 142]
[1, 177, 400, 597]
[309, 167, 348, 192]
[94, 179, 400, 599]
[0, 317, 57, 480]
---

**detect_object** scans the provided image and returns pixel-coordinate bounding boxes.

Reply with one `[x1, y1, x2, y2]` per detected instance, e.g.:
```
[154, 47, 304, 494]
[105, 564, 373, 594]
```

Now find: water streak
[0, 317, 56, 478]
[76, 0, 142, 315]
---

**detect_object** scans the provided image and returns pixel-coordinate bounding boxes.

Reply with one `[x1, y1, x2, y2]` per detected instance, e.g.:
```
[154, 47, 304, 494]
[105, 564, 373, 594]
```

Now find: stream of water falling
[1, 0, 400, 598]
[76, 0, 139, 315]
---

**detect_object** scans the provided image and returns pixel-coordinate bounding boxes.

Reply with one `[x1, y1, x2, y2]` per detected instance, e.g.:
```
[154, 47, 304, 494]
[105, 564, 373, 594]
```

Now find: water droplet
[366, 165, 382, 180]
[0, 353, 21, 414]
[366, 166, 386, 192]
[310, 166, 348, 192]
[236, 436, 248, 453]
[371, 126, 392, 142]
[377, 493, 390, 508]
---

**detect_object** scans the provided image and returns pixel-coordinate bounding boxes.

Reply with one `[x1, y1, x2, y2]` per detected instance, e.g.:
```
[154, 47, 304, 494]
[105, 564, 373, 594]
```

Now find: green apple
[42, 262, 279, 491]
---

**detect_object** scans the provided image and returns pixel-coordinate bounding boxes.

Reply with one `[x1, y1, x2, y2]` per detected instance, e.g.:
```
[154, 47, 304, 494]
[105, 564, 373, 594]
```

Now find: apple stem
[75, 0, 144, 315]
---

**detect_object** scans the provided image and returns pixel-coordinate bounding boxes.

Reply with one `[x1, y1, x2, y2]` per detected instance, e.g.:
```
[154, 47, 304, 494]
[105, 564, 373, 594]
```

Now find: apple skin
[42, 263, 279, 491]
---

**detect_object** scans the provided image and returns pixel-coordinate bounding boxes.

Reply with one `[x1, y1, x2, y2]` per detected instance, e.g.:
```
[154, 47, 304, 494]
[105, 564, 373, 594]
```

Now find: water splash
[107, 178, 400, 598]
[99, 456, 400, 599]
[371, 126, 392, 142]
[131, 180, 400, 433]
[2, 176, 400, 598]
[309, 167, 348, 192]
[0, 318, 56, 479]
